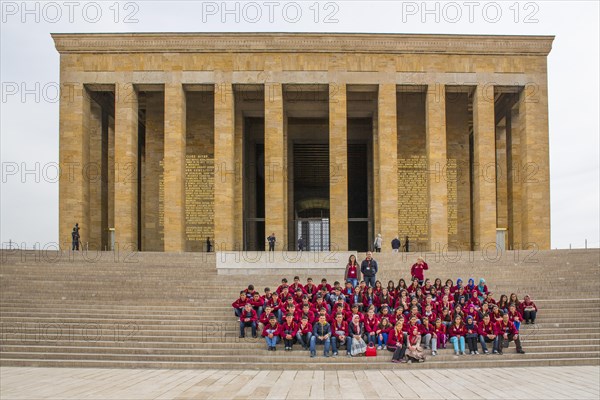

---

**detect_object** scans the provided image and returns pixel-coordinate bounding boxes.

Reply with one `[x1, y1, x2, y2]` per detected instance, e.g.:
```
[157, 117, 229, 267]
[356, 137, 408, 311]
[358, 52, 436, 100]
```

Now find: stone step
[2, 349, 598, 363]
[1, 356, 598, 371]
[2, 343, 598, 356]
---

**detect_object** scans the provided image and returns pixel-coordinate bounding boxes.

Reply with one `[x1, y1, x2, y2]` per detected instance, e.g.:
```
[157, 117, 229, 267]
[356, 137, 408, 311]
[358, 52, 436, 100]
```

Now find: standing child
[345, 255, 361, 288]
[410, 257, 429, 285]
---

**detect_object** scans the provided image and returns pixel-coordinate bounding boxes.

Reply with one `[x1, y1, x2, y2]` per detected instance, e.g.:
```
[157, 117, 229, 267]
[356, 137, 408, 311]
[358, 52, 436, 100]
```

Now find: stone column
[114, 82, 139, 250]
[163, 83, 187, 252]
[329, 83, 348, 251]
[264, 83, 287, 250]
[143, 92, 164, 251]
[59, 83, 90, 249]
[506, 110, 522, 249]
[496, 121, 508, 230]
[516, 81, 551, 249]
[88, 99, 103, 249]
[214, 82, 236, 251]
[426, 84, 448, 251]
[376, 84, 398, 251]
[234, 103, 244, 249]
[472, 85, 497, 249]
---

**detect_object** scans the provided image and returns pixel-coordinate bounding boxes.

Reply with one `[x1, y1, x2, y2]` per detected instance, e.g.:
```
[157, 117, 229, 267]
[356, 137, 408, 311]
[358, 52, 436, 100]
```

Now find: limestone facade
[54, 33, 553, 252]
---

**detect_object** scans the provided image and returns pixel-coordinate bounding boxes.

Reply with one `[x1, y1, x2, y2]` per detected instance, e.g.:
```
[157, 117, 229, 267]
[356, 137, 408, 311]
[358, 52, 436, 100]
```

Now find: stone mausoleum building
[54, 33, 552, 253]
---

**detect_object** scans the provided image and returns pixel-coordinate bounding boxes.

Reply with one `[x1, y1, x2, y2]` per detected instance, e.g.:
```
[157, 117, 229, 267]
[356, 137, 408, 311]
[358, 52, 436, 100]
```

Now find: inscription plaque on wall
[398, 155, 429, 241]
[185, 154, 214, 242]
[446, 158, 458, 236]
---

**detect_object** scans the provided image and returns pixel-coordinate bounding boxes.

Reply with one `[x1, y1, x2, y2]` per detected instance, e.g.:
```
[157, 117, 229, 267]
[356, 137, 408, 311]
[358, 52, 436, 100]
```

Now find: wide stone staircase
[1, 248, 599, 370]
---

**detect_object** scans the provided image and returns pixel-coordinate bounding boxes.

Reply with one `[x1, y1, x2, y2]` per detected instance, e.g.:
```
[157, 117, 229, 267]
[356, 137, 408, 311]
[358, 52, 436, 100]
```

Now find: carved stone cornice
[52, 32, 554, 56]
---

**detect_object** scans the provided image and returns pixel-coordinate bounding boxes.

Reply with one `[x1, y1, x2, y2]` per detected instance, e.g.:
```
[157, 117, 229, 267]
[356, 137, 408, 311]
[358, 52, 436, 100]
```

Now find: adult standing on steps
[391, 237, 401, 252]
[71, 224, 80, 251]
[410, 257, 428, 285]
[361, 251, 378, 288]
[267, 232, 276, 251]
[373, 233, 382, 252]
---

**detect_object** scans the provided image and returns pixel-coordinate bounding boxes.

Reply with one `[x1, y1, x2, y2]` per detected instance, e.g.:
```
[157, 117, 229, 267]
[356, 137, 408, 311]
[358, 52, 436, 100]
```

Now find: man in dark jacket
[310, 314, 331, 357]
[360, 252, 378, 288]
[391, 237, 401, 252]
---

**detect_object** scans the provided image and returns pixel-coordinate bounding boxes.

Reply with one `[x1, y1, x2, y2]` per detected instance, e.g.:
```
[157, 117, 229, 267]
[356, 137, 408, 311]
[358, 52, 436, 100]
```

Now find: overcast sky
[1, 1, 598, 250]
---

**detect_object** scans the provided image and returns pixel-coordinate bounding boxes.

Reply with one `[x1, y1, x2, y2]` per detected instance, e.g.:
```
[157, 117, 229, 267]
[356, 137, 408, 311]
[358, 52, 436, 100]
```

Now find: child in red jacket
[390, 320, 407, 363]
[280, 313, 298, 351]
[364, 308, 380, 345]
[520, 294, 538, 324]
[239, 303, 258, 339]
[448, 315, 466, 355]
[262, 315, 280, 350]
[431, 317, 447, 356]
[295, 316, 313, 350]
[376, 317, 393, 350]
[232, 291, 247, 318]
[331, 312, 351, 356]
[497, 313, 525, 354]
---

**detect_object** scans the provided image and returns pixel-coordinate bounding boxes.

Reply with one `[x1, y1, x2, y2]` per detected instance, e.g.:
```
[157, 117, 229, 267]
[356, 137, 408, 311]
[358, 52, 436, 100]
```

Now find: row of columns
[59, 81, 549, 252]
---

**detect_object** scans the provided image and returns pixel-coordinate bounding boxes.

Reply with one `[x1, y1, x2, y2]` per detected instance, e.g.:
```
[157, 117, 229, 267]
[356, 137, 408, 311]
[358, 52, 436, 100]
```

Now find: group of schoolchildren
[231, 256, 538, 362]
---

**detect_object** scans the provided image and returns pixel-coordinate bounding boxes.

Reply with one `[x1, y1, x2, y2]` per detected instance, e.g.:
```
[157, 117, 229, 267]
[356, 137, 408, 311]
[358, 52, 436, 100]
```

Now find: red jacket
[448, 323, 466, 338]
[290, 283, 305, 293]
[410, 262, 428, 281]
[362, 294, 376, 309]
[249, 297, 264, 308]
[433, 324, 447, 336]
[507, 310, 522, 323]
[295, 310, 316, 325]
[232, 298, 247, 309]
[279, 321, 298, 338]
[478, 320, 497, 336]
[375, 294, 394, 308]
[258, 313, 273, 326]
[387, 329, 404, 347]
[519, 301, 538, 313]
[407, 283, 421, 294]
[364, 316, 380, 333]
[497, 320, 519, 336]
[297, 322, 313, 335]
[262, 322, 280, 337]
[331, 320, 349, 338]
[240, 309, 258, 323]
[317, 283, 332, 293]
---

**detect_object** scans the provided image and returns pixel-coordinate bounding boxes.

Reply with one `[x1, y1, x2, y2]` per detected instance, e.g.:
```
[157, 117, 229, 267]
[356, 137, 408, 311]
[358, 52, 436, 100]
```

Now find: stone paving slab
[1, 366, 599, 400]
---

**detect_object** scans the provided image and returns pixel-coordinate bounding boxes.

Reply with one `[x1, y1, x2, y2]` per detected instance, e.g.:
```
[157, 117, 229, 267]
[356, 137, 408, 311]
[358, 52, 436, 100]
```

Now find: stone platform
[1, 366, 599, 399]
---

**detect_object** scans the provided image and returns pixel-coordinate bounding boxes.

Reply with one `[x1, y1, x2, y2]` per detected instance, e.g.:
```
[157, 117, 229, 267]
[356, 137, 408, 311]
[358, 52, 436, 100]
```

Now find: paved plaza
[1, 366, 598, 399]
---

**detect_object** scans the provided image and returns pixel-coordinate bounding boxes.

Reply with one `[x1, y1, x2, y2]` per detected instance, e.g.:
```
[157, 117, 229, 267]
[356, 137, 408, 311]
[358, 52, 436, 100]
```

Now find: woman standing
[373, 233, 383, 252]
[344, 254, 360, 288]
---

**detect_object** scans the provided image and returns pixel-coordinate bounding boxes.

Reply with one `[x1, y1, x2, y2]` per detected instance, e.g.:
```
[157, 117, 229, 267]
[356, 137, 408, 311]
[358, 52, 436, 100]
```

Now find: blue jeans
[450, 336, 465, 353]
[310, 336, 331, 355]
[514, 321, 521, 331]
[296, 332, 312, 348]
[479, 335, 499, 352]
[239, 321, 256, 337]
[378, 332, 388, 346]
[365, 276, 376, 288]
[234, 308, 243, 318]
[347, 278, 358, 288]
[331, 336, 351, 354]
[265, 335, 279, 347]
[367, 332, 377, 345]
